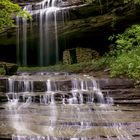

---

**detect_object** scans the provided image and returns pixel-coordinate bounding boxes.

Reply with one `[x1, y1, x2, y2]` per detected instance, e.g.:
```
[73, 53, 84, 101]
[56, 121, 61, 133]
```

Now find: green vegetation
[19, 24, 140, 79]
[0, 0, 140, 79]
[109, 25, 140, 56]
[0, 0, 30, 32]
[109, 25, 140, 78]
[18, 56, 112, 74]
[0, 67, 5, 75]
[110, 50, 140, 78]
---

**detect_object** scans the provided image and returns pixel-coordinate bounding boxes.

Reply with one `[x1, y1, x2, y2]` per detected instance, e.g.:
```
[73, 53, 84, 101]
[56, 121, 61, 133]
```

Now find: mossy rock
[0, 62, 18, 75]
[0, 67, 6, 75]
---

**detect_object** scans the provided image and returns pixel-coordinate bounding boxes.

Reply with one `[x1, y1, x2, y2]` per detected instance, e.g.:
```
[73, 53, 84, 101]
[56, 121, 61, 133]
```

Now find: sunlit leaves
[110, 49, 140, 78]
[123, 0, 140, 4]
[133, 0, 140, 4]
[109, 25, 140, 56]
[0, 0, 31, 32]
[109, 24, 140, 78]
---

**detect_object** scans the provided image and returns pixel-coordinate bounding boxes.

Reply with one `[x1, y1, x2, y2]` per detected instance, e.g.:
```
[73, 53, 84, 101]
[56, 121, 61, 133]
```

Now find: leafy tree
[109, 25, 140, 56]
[124, 0, 140, 4]
[0, 0, 30, 32]
[108, 24, 140, 78]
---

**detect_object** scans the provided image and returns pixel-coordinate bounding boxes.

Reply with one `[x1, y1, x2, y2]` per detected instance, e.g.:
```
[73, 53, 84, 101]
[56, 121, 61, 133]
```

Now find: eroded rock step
[0, 76, 138, 104]
[0, 77, 135, 91]
[0, 104, 140, 139]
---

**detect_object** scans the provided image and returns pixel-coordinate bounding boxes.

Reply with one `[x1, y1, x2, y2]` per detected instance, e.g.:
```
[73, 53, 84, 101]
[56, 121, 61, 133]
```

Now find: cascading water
[3, 73, 133, 140]
[16, 0, 87, 66]
[16, 0, 61, 66]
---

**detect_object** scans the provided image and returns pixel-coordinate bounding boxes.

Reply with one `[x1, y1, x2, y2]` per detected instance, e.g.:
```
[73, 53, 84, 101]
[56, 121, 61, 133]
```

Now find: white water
[22, 18, 27, 66]
[16, 0, 87, 66]
[17, 0, 60, 66]
[16, 16, 20, 65]
[8, 75, 103, 140]
[5, 73, 134, 140]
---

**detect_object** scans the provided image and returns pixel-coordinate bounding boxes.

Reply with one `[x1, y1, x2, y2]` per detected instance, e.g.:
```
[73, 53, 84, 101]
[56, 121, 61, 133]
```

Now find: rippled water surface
[0, 73, 140, 140]
[0, 102, 140, 140]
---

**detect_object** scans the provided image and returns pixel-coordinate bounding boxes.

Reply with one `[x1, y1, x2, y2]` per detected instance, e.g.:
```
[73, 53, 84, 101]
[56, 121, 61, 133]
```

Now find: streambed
[0, 73, 140, 140]
[0, 103, 140, 140]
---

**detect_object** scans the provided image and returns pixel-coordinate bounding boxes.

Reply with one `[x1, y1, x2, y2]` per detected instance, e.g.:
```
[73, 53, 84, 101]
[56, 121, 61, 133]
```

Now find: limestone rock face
[0, 78, 7, 93]
[58, 0, 140, 53]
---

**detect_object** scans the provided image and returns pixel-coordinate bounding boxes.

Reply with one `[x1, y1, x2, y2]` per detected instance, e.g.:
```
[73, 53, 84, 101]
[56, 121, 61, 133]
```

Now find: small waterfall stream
[16, 0, 87, 66]
[17, 0, 60, 66]
[3, 73, 133, 140]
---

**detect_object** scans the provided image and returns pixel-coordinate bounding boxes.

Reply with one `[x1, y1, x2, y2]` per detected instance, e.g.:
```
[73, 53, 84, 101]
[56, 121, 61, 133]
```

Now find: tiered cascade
[4, 73, 132, 140]
[17, 0, 61, 66]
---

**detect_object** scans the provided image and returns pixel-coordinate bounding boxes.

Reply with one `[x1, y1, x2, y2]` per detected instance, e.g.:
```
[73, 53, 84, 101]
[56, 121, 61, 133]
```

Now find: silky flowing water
[17, 0, 60, 66]
[0, 0, 139, 139]
[16, 0, 86, 66]
[0, 72, 139, 140]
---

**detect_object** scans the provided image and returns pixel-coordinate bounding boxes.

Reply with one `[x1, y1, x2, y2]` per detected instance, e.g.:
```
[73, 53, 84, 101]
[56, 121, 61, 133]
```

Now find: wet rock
[1, 0, 140, 64]
[58, 0, 140, 54]
[103, 89, 140, 100]
[0, 94, 8, 102]
[97, 78, 140, 104]
[0, 74, 139, 105]
[0, 62, 18, 76]
[56, 80, 72, 91]
[33, 81, 46, 92]
[98, 78, 135, 89]
[0, 78, 7, 93]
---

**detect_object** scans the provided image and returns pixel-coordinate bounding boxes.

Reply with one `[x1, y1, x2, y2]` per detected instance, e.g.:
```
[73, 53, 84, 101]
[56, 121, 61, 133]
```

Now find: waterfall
[7, 74, 104, 104]
[22, 18, 27, 66]
[16, 16, 20, 65]
[16, 0, 60, 66]
[4, 73, 133, 140]
[16, 0, 87, 66]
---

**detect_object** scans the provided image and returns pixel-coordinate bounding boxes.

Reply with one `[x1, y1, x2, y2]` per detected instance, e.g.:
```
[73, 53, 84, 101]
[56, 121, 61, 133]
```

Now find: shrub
[108, 24, 140, 78]
[110, 47, 140, 78]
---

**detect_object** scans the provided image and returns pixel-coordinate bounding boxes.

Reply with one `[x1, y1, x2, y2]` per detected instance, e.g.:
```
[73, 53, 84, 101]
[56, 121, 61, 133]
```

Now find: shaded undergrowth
[18, 24, 140, 79]
[18, 56, 112, 75]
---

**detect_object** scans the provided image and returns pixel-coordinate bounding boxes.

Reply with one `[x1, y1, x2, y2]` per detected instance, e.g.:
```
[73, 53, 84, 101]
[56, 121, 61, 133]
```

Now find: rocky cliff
[0, 0, 140, 63]
[57, 0, 140, 53]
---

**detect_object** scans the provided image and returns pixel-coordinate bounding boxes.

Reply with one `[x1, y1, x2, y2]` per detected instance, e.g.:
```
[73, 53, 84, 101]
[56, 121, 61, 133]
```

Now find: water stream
[0, 1, 139, 139]
[17, 0, 60, 66]
[1, 73, 134, 140]
[16, 0, 86, 66]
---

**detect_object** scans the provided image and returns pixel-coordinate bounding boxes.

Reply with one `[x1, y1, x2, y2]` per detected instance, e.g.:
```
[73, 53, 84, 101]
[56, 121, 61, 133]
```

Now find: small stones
[63, 48, 99, 64]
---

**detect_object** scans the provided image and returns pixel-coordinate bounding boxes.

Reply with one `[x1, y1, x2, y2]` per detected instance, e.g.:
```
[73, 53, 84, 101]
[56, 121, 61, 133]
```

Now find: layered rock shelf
[1, 0, 140, 64]
[0, 73, 140, 140]
[0, 75, 139, 104]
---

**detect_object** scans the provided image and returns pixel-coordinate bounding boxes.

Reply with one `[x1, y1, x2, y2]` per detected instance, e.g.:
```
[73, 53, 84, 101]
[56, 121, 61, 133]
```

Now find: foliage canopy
[0, 0, 30, 32]
[109, 25, 140, 78]
[109, 25, 140, 56]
